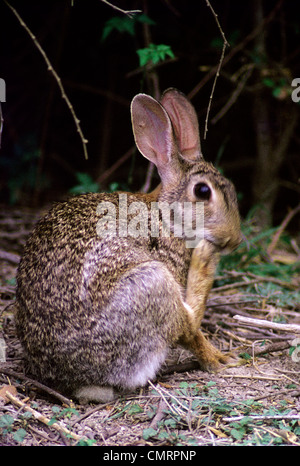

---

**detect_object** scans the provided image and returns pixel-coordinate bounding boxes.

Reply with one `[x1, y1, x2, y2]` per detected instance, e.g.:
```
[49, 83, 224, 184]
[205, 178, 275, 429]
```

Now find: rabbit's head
[131, 88, 242, 252]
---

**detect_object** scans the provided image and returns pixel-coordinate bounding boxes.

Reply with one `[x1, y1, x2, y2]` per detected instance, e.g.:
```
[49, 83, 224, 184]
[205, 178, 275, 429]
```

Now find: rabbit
[16, 88, 242, 403]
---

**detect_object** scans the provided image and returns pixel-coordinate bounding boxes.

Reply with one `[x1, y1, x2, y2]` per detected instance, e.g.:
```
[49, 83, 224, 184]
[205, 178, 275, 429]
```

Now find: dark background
[0, 0, 299, 229]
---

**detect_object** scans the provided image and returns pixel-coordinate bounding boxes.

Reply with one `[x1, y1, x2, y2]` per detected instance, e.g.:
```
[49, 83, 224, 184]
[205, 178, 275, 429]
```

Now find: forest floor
[0, 204, 300, 446]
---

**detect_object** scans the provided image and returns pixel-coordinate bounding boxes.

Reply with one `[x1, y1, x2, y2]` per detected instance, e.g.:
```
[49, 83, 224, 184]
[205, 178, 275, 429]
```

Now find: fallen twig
[253, 341, 291, 356]
[212, 279, 262, 292]
[233, 315, 300, 334]
[0, 367, 72, 406]
[159, 360, 200, 378]
[214, 272, 297, 291]
[223, 413, 300, 423]
[4, 390, 87, 443]
[0, 250, 20, 265]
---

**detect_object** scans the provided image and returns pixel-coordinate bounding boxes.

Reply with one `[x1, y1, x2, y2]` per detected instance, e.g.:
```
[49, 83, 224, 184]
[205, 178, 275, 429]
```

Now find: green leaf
[136, 43, 175, 67]
[0, 414, 14, 428]
[230, 427, 246, 440]
[236, 416, 252, 427]
[102, 17, 135, 41]
[164, 418, 177, 428]
[128, 403, 143, 415]
[136, 14, 156, 26]
[13, 428, 27, 443]
[158, 430, 170, 440]
[142, 427, 158, 440]
[239, 352, 252, 361]
[69, 172, 100, 194]
[52, 406, 61, 414]
[76, 438, 97, 446]
[262, 78, 275, 88]
[102, 14, 155, 42]
[60, 407, 80, 418]
[206, 381, 217, 387]
[48, 417, 58, 426]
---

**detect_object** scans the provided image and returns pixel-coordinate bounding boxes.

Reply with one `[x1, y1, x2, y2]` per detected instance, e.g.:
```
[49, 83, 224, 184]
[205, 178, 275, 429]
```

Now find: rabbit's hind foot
[74, 385, 117, 404]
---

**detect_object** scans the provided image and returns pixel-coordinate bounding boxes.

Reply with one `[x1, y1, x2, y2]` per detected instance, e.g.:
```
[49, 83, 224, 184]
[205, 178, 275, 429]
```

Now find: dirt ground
[0, 205, 299, 446]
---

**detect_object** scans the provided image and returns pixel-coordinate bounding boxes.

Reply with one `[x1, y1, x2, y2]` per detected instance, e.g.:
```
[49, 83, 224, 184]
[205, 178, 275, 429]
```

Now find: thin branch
[0, 250, 20, 264]
[140, 0, 160, 191]
[253, 340, 291, 356]
[267, 203, 300, 256]
[4, 0, 89, 160]
[223, 413, 300, 423]
[233, 315, 300, 334]
[211, 63, 255, 125]
[0, 367, 72, 406]
[217, 270, 297, 291]
[4, 391, 88, 443]
[141, 160, 156, 193]
[100, 0, 141, 17]
[188, 0, 284, 100]
[126, 56, 178, 78]
[205, 0, 229, 47]
[96, 146, 135, 185]
[212, 278, 263, 292]
[203, 0, 229, 139]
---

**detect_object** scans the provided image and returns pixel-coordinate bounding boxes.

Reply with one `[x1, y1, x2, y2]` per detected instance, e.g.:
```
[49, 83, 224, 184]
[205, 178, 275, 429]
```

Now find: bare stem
[203, 0, 229, 139]
[100, 0, 141, 17]
[5, 0, 89, 160]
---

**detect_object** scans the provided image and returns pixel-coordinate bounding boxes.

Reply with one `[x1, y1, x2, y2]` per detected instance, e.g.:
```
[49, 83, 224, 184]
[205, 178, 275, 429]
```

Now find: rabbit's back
[16, 192, 191, 393]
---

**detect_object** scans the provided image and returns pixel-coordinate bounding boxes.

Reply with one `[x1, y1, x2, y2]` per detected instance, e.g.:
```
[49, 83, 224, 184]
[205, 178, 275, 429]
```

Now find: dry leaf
[0, 384, 17, 403]
[207, 426, 228, 438]
[158, 382, 172, 389]
[278, 429, 300, 445]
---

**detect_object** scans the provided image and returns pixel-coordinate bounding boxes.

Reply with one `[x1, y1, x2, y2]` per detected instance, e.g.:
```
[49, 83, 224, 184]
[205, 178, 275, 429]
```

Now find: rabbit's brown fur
[16, 89, 242, 403]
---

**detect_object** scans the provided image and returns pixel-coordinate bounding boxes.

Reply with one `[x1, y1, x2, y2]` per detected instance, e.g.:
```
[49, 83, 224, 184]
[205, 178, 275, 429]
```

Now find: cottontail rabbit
[16, 88, 242, 403]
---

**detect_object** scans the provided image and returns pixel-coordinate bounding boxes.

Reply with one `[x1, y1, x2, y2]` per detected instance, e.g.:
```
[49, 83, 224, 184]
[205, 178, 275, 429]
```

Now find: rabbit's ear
[161, 88, 202, 161]
[131, 94, 178, 182]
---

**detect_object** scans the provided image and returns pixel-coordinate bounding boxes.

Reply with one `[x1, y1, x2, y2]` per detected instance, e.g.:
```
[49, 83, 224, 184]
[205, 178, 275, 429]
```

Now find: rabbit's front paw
[192, 239, 219, 265]
[198, 342, 233, 372]
[186, 330, 234, 373]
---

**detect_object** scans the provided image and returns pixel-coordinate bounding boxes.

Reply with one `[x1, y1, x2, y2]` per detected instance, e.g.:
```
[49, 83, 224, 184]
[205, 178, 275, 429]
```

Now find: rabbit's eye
[194, 182, 211, 201]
